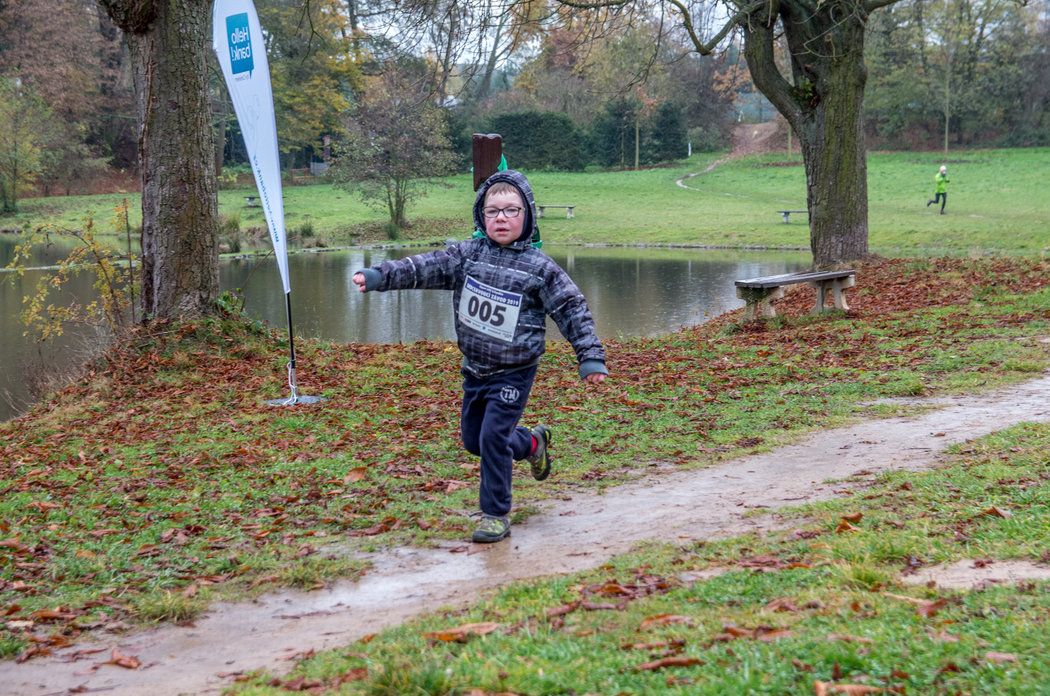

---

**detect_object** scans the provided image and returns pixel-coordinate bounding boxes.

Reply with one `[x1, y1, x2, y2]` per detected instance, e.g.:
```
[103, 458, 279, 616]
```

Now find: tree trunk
[102, 0, 218, 320]
[475, 11, 507, 100]
[742, 0, 870, 267]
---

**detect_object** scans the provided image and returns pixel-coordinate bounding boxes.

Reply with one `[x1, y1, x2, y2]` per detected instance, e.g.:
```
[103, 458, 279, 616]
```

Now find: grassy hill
[4, 147, 1049, 256]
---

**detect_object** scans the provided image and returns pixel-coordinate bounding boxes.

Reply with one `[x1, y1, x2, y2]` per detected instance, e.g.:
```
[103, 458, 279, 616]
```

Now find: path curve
[675, 157, 729, 190]
[5, 374, 1050, 696]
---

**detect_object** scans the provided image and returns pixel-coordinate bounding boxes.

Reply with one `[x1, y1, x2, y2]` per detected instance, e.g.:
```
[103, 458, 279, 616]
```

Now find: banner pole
[284, 291, 299, 404]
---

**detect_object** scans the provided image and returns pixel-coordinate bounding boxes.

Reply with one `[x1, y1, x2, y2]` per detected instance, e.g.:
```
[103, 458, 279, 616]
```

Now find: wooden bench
[245, 196, 259, 207]
[537, 205, 574, 219]
[778, 209, 808, 223]
[735, 269, 856, 321]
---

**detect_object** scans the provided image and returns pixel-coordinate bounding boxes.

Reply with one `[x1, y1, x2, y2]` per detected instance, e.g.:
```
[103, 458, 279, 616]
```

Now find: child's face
[483, 190, 526, 247]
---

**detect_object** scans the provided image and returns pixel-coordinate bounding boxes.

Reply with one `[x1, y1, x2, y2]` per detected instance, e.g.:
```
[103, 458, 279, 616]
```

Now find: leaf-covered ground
[236, 421, 1050, 694]
[1, 257, 1048, 661]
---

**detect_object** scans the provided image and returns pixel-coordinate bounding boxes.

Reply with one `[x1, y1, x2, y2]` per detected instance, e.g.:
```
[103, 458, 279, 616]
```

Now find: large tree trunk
[101, 0, 218, 320]
[742, 0, 870, 267]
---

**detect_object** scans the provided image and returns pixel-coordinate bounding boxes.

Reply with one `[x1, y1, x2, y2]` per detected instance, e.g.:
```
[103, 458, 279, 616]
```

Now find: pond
[1, 238, 810, 421]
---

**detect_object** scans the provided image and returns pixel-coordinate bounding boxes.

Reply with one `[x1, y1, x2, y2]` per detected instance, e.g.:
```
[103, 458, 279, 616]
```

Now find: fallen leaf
[814, 681, 885, 695]
[756, 628, 794, 642]
[984, 652, 1018, 664]
[100, 648, 141, 670]
[765, 597, 800, 612]
[29, 608, 77, 622]
[835, 520, 861, 534]
[841, 512, 863, 523]
[424, 621, 500, 643]
[337, 667, 369, 682]
[622, 639, 686, 651]
[640, 614, 693, 629]
[546, 602, 580, 618]
[916, 598, 948, 618]
[343, 467, 368, 483]
[635, 656, 704, 671]
[5, 620, 34, 631]
[980, 506, 1011, 519]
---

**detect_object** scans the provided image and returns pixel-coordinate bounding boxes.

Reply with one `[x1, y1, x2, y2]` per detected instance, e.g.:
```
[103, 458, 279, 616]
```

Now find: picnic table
[537, 205, 575, 219]
[777, 209, 808, 223]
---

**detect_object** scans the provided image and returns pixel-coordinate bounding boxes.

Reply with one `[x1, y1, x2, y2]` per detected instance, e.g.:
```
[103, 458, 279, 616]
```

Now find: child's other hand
[584, 373, 606, 385]
[352, 272, 367, 293]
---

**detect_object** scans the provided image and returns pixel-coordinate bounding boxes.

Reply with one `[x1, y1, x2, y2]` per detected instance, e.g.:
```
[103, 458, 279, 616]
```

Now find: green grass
[0, 257, 1047, 660]
[233, 421, 1050, 695]
[4, 148, 1049, 255]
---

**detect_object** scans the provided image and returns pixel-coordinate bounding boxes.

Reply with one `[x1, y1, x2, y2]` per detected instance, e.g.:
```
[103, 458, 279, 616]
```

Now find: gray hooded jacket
[358, 170, 607, 380]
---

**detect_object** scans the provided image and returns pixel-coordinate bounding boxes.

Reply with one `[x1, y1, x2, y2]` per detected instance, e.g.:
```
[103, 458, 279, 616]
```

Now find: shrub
[489, 111, 586, 171]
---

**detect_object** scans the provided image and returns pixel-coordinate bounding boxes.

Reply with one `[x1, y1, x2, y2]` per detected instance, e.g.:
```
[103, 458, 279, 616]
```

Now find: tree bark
[100, 0, 218, 320]
[741, 0, 870, 267]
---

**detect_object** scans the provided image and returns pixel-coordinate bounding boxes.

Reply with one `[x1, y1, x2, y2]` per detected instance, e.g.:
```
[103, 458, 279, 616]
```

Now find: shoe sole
[531, 426, 551, 481]
[472, 528, 510, 543]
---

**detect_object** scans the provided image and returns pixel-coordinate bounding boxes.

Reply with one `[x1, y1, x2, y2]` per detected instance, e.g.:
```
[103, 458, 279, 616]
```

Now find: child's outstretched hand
[352, 272, 367, 293]
[584, 373, 606, 385]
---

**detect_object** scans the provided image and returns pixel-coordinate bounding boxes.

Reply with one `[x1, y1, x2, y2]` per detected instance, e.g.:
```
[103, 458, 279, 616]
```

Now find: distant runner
[927, 165, 950, 214]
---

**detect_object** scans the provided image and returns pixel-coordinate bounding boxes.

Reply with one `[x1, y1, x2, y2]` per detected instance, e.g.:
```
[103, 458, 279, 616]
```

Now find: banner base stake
[265, 362, 323, 407]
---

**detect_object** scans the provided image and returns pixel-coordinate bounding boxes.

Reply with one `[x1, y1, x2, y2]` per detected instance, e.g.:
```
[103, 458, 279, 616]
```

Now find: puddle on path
[4, 374, 1049, 696]
[901, 560, 1050, 590]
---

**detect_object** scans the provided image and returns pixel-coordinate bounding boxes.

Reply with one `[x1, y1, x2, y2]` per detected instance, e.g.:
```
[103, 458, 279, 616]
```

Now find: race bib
[458, 275, 521, 343]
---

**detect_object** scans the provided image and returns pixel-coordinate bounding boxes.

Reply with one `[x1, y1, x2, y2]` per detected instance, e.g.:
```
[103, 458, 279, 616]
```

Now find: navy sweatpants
[461, 365, 537, 517]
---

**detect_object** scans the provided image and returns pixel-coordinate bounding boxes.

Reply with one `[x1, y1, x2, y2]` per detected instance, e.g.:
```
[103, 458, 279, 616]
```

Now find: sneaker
[526, 425, 552, 481]
[926, 200, 933, 207]
[472, 514, 510, 543]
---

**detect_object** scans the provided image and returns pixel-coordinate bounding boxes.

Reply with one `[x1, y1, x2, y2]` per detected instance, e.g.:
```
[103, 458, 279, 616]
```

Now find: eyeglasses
[482, 206, 524, 219]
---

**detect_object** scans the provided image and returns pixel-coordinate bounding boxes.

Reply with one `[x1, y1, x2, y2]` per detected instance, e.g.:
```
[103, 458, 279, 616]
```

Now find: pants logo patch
[500, 386, 520, 404]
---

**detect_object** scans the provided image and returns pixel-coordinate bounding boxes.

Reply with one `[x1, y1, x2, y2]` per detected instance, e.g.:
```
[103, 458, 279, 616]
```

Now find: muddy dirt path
[6, 374, 1050, 696]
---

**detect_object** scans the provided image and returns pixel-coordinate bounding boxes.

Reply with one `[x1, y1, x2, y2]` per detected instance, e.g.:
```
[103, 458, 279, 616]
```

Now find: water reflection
[222, 246, 809, 343]
[1, 241, 809, 421]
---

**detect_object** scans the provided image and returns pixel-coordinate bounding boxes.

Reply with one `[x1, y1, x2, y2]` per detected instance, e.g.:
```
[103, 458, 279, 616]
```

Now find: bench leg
[566, 208, 574, 219]
[830, 276, 855, 311]
[782, 213, 790, 223]
[738, 286, 784, 321]
[809, 276, 855, 313]
[537, 207, 545, 219]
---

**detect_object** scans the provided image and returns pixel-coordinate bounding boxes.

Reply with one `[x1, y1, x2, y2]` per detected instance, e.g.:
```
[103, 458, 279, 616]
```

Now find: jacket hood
[473, 169, 539, 250]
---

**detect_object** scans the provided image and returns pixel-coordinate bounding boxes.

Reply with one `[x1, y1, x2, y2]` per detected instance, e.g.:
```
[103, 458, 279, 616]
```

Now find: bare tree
[332, 64, 456, 231]
[556, 0, 918, 266]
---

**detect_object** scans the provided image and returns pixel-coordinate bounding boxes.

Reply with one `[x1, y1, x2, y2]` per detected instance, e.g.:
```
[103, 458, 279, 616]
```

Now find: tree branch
[664, 0, 770, 55]
[863, 0, 904, 12]
[741, 6, 804, 132]
[555, 0, 632, 9]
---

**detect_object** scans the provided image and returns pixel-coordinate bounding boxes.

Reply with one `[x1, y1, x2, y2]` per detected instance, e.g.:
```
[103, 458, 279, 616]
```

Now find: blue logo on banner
[226, 13, 253, 77]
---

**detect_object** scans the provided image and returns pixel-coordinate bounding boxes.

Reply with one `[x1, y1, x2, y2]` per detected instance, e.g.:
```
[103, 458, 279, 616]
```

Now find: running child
[352, 170, 608, 543]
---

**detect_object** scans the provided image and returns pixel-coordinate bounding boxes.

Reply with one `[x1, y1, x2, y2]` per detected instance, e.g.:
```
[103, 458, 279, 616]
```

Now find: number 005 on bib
[459, 276, 522, 343]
